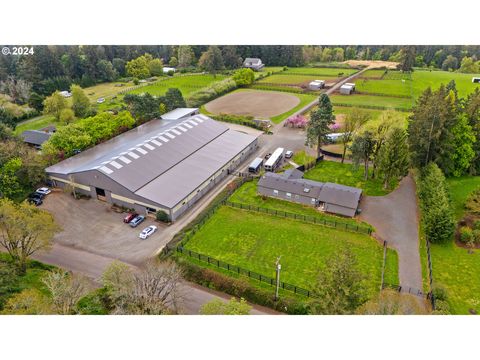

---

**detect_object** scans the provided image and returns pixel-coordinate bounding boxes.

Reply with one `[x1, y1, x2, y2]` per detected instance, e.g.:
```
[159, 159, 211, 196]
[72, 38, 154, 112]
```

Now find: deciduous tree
[356, 289, 427, 315]
[350, 130, 375, 180]
[200, 297, 251, 315]
[0, 199, 60, 274]
[70, 84, 91, 118]
[340, 109, 370, 163]
[232, 68, 254, 86]
[198, 46, 225, 76]
[43, 90, 69, 121]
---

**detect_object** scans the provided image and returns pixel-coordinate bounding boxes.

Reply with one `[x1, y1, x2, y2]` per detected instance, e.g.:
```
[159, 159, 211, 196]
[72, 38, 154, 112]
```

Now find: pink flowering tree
[285, 114, 308, 128]
[329, 122, 341, 131]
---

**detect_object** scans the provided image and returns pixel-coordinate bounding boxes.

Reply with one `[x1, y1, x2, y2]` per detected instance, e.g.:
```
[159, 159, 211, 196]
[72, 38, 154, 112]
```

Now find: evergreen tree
[350, 131, 375, 180]
[450, 114, 476, 176]
[377, 128, 410, 189]
[161, 88, 186, 111]
[305, 94, 335, 157]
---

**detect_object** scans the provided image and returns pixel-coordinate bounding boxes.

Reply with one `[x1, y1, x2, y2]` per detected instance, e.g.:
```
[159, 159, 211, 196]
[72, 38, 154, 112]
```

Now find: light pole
[275, 256, 282, 301]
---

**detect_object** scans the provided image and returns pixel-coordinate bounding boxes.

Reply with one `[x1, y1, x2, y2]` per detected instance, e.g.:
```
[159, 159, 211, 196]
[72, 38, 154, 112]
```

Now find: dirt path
[359, 175, 423, 293]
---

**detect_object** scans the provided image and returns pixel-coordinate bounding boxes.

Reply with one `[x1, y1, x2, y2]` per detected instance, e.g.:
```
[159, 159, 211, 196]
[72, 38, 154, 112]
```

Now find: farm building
[243, 58, 265, 71]
[257, 171, 362, 217]
[59, 90, 72, 98]
[160, 107, 199, 121]
[473, 77, 480, 83]
[339, 82, 355, 95]
[163, 67, 176, 74]
[45, 113, 258, 221]
[308, 80, 325, 90]
[21, 129, 54, 149]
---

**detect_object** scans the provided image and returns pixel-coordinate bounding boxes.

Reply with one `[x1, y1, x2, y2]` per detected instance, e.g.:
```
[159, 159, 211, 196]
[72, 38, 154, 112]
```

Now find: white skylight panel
[170, 129, 182, 135]
[128, 152, 140, 159]
[151, 140, 162, 146]
[143, 143, 155, 150]
[99, 166, 113, 174]
[119, 156, 131, 164]
[136, 147, 148, 155]
[177, 126, 188, 132]
[165, 132, 175, 139]
[110, 161, 123, 169]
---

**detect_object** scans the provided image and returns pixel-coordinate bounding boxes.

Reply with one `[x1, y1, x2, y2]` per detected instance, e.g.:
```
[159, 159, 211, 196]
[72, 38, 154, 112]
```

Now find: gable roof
[318, 182, 362, 209]
[160, 107, 199, 121]
[21, 130, 52, 146]
[258, 172, 323, 198]
[243, 58, 262, 65]
[284, 168, 304, 179]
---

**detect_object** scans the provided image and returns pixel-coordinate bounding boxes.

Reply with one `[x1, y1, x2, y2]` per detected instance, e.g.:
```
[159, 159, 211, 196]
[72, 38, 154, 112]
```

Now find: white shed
[339, 84, 354, 95]
[308, 80, 325, 90]
[473, 77, 480, 84]
[163, 67, 176, 74]
[59, 90, 72, 98]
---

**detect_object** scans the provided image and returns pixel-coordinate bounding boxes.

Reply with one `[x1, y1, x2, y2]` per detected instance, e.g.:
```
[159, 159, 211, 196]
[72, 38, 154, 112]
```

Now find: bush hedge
[187, 78, 237, 107]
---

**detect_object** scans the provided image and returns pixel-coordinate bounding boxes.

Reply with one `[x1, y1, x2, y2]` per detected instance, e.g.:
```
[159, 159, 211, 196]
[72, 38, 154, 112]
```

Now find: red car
[123, 213, 138, 223]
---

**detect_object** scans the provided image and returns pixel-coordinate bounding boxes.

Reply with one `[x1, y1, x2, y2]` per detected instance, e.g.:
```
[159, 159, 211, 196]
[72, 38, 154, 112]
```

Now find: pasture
[257, 74, 338, 86]
[411, 70, 480, 98]
[356, 78, 412, 97]
[329, 94, 413, 110]
[181, 206, 397, 295]
[285, 67, 357, 76]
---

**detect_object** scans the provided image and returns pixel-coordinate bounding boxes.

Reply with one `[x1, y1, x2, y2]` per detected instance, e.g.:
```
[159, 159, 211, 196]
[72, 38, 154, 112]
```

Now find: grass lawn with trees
[333, 106, 409, 129]
[13, 114, 57, 135]
[412, 70, 480, 98]
[304, 160, 391, 196]
[182, 206, 398, 296]
[424, 176, 480, 314]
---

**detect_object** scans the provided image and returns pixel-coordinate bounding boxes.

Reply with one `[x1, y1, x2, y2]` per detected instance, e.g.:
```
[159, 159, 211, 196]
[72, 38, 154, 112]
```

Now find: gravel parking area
[42, 191, 169, 265]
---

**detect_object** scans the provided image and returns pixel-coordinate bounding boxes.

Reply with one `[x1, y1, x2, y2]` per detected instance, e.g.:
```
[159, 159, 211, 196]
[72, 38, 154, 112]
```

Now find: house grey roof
[318, 182, 362, 210]
[46, 114, 257, 208]
[21, 130, 52, 146]
[283, 168, 304, 179]
[258, 172, 323, 198]
[243, 58, 262, 65]
[160, 108, 199, 121]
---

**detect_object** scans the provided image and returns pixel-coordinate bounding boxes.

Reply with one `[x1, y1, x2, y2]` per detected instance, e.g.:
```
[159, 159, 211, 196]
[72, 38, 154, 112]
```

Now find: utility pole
[275, 256, 282, 301]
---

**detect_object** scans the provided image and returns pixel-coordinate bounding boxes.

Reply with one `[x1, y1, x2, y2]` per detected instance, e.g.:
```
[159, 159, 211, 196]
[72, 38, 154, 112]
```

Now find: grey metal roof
[46, 114, 257, 208]
[258, 172, 323, 198]
[243, 58, 262, 65]
[323, 203, 356, 217]
[318, 182, 362, 209]
[21, 130, 52, 146]
[136, 129, 256, 208]
[160, 108, 199, 121]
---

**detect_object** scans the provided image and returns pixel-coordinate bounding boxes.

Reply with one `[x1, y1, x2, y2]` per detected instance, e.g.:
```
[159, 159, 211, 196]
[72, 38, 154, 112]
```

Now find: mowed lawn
[426, 176, 480, 314]
[330, 94, 413, 110]
[229, 180, 372, 230]
[14, 115, 57, 135]
[356, 78, 412, 97]
[129, 74, 226, 97]
[270, 92, 316, 123]
[182, 206, 397, 295]
[412, 70, 480, 98]
[304, 160, 391, 196]
[285, 67, 358, 76]
[333, 106, 409, 129]
[258, 74, 338, 85]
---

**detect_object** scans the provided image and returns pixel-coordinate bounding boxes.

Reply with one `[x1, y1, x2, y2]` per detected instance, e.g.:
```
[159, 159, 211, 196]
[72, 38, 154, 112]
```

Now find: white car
[139, 225, 157, 239]
[36, 187, 51, 196]
[285, 150, 294, 159]
[97, 98, 105, 104]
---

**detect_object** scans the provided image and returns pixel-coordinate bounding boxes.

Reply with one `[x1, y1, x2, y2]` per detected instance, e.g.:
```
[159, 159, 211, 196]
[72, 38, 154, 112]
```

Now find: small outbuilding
[243, 58, 264, 71]
[163, 67, 176, 74]
[308, 80, 325, 90]
[160, 107, 200, 121]
[340, 84, 355, 95]
[473, 77, 480, 84]
[59, 91, 72, 98]
[21, 130, 53, 149]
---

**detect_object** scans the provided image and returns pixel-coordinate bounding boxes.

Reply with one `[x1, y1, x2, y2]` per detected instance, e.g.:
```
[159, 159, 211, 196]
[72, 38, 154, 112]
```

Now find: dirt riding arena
[205, 90, 300, 118]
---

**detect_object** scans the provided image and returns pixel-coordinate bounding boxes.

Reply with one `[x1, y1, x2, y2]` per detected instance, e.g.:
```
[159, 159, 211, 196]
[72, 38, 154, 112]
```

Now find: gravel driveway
[359, 175, 423, 293]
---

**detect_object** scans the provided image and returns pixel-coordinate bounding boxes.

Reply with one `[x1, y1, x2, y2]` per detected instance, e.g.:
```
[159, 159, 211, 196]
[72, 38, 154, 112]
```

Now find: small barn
[21, 130, 53, 149]
[473, 77, 480, 84]
[59, 91, 72, 98]
[163, 67, 176, 74]
[340, 84, 355, 95]
[308, 80, 325, 90]
[243, 58, 264, 71]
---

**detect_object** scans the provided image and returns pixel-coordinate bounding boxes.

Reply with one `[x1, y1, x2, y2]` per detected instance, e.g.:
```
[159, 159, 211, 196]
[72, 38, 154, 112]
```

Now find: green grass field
[358, 69, 386, 79]
[292, 150, 315, 165]
[412, 70, 480, 98]
[356, 78, 412, 97]
[330, 94, 413, 110]
[269, 92, 316, 123]
[129, 74, 227, 97]
[14, 115, 57, 135]
[422, 176, 480, 314]
[182, 206, 397, 295]
[258, 74, 338, 85]
[333, 106, 410, 130]
[285, 67, 357, 76]
[304, 160, 392, 196]
[229, 180, 371, 229]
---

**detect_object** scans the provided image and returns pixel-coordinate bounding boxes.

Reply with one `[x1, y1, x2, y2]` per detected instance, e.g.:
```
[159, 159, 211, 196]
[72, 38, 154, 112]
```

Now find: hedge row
[330, 102, 411, 112]
[187, 78, 238, 107]
[177, 257, 309, 314]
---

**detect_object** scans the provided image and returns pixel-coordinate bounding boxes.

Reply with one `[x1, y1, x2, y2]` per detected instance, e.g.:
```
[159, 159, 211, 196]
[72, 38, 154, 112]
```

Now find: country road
[32, 243, 276, 315]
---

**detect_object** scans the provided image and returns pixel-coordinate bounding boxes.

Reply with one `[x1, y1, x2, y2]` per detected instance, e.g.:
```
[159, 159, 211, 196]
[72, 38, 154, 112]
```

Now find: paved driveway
[42, 191, 170, 265]
[359, 175, 423, 293]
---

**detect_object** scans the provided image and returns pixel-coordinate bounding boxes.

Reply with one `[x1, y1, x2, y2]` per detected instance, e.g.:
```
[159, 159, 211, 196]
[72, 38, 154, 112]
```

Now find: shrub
[459, 226, 473, 244]
[177, 257, 308, 314]
[473, 229, 480, 244]
[473, 220, 480, 230]
[167, 70, 175, 76]
[156, 210, 170, 223]
[432, 285, 448, 301]
[133, 78, 140, 85]
[186, 78, 237, 107]
[465, 189, 480, 215]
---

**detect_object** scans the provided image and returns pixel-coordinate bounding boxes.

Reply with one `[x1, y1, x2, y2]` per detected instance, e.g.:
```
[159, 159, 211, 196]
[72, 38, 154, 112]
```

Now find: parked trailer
[264, 147, 284, 171]
[248, 157, 264, 173]
[473, 77, 480, 83]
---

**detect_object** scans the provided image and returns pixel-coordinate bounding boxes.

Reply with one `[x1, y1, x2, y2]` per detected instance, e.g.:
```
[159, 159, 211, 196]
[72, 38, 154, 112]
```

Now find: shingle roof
[243, 58, 262, 65]
[284, 168, 304, 179]
[258, 172, 323, 198]
[318, 182, 362, 209]
[21, 130, 52, 146]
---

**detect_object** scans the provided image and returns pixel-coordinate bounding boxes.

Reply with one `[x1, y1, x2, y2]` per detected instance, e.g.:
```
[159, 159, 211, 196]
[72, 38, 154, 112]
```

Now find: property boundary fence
[224, 201, 372, 235]
[425, 237, 436, 309]
[176, 246, 312, 297]
[380, 240, 388, 290]
[330, 102, 411, 112]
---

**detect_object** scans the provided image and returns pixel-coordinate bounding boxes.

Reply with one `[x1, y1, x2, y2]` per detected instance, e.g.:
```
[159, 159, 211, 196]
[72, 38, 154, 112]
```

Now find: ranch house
[243, 58, 265, 71]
